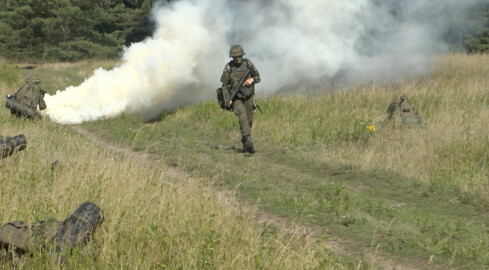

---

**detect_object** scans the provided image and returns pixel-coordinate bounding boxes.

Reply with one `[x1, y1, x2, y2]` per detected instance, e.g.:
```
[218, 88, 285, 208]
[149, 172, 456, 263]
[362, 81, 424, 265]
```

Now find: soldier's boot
[242, 135, 255, 154]
[53, 202, 104, 260]
[241, 136, 246, 152]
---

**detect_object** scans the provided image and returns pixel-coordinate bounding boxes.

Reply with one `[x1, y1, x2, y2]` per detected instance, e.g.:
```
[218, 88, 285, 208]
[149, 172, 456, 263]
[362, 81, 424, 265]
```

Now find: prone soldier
[0, 202, 104, 262]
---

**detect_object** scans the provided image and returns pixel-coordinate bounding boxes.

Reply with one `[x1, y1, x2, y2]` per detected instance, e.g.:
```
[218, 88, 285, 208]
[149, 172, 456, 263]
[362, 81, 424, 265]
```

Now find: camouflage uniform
[7, 77, 46, 118]
[387, 96, 425, 126]
[218, 45, 261, 153]
[0, 134, 27, 159]
[0, 202, 103, 262]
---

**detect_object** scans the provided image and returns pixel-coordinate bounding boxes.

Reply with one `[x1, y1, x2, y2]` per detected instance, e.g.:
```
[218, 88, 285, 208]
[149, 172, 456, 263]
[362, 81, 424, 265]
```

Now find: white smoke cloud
[45, 0, 484, 124]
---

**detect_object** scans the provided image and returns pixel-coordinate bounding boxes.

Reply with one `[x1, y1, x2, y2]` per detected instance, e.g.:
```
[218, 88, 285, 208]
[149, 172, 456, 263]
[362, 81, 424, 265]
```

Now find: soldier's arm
[246, 59, 260, 84]
[220, 64, 231, 100]
[39, 97, 47, 110]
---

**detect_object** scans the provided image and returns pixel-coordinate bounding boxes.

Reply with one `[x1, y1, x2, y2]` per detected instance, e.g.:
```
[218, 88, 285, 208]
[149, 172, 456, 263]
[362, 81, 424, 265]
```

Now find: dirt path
[70, 124, 420, 270]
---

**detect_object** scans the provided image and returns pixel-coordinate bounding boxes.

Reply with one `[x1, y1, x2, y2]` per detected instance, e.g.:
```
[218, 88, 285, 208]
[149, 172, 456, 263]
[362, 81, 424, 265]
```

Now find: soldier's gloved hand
[219, 100, 225, 109]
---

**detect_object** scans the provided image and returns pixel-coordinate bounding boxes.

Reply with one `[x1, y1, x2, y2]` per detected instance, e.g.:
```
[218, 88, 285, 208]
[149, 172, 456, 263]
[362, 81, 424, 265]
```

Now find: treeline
[464, 3, 489, 53]
[0, 0, 162, 61]
[1, 1, 489, 62]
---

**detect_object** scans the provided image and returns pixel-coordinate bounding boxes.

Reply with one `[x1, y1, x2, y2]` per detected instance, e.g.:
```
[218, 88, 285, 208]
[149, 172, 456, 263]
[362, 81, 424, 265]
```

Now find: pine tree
[0, 0, 161, 61]
[464, 5, 489, 53]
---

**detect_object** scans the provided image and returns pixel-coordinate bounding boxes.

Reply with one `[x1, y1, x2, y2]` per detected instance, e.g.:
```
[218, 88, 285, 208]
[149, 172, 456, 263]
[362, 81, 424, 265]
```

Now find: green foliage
[0, 61, 342, 270]
[0, 0, 161, 61]
[464, 4, 489, 53]
[0, 61, 21, 88]
[465, 30, 489, 53]
[76, 54, 489, 269]
[1, 0, 489, 59]
[8, 54, 489, 268]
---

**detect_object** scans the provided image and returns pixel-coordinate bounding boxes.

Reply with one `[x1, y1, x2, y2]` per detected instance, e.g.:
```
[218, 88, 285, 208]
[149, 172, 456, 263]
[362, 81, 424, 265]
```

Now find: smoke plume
[44, 0, 483, 124]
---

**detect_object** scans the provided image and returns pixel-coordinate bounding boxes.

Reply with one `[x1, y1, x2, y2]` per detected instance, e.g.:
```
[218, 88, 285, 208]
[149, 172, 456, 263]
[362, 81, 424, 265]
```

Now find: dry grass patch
[0, 70, 345, 269]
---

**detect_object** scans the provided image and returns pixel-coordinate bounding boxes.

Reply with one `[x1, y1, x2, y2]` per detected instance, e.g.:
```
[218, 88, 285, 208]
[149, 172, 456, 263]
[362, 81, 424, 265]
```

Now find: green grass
[83, 99, 489, 269]
[79, 54, 489, 269]
[4, 54, 489, 269]
[18, 59, 119, 94]
[0, 60, 357, 269]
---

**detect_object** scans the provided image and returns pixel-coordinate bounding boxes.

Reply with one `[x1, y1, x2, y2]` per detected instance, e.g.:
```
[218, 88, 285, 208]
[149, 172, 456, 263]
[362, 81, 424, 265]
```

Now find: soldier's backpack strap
[244, 59, 257, 77]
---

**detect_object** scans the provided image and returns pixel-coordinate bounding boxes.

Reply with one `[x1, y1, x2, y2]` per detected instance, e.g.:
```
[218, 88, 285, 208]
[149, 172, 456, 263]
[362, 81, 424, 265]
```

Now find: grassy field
[2, 54, 489, 269]
[0, 60, 352, 269]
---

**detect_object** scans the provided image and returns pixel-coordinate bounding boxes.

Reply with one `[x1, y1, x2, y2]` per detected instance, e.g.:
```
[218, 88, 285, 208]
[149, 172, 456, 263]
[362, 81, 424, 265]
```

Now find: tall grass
[73, 54, 489, 268]
[0, 63, 347, 268]
[0, 58, 22, 90]
[4, 54, 489, 268]
[255, 54, 489, 205]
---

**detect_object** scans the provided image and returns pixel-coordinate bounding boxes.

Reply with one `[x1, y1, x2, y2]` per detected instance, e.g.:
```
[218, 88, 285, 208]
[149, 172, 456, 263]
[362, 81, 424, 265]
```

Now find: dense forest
[0, 0, 161, 61]
[465, 3, 489, 53]
[0, 0, 488, 62]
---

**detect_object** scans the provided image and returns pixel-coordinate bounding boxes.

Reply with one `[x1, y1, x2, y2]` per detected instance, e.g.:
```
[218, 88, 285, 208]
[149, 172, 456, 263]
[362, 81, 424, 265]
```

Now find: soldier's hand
[243, 78, 254, 86]
[219, 100, 225, 109]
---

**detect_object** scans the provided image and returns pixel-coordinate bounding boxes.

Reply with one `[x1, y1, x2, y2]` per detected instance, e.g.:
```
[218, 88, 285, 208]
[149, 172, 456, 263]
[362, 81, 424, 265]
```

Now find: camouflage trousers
[0, 202, 103, 261]
[0, 219, 62, 258]
[233, 96, 254, 137]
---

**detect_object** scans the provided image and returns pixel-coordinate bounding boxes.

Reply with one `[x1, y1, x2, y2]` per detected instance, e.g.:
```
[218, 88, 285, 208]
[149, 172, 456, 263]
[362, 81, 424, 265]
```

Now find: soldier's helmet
[229, 45, 245, 57]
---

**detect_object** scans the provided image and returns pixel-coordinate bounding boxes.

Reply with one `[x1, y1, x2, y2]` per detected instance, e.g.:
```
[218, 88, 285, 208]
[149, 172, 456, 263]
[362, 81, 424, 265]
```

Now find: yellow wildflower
[366, 124, 376, 132]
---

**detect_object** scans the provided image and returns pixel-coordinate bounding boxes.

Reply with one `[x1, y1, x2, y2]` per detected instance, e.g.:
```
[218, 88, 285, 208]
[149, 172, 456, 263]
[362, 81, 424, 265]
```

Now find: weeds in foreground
[0, 63, 355, 269]
[3, 54, 489, 269]
[81, 54, 489, 269]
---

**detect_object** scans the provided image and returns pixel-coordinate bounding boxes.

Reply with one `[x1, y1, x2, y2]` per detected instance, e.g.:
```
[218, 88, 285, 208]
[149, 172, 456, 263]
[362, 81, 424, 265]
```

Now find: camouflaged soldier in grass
[217, 45, 261, 154]
[387, 96, 426, 126]
[0, 202, 104, 262]
[0, 134, 27, 159]
[6, 77, 47, 119]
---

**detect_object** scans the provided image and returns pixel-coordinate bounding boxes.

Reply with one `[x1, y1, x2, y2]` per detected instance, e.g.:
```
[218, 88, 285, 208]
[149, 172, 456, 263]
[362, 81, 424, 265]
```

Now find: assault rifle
[223, 69, 251, 111]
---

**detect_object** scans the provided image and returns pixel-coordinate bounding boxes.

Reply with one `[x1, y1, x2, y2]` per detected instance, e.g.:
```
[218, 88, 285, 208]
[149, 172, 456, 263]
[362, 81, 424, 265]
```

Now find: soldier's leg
[0, 222, 31, 253]
[233, 99, 251, 137]
[236, 97, 255, 154]
[233, 100, 254, 153]
[244, 96, 254, 130]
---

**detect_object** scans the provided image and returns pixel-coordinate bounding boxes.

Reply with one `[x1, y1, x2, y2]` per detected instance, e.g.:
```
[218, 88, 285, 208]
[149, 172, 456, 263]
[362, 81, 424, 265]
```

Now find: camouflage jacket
[0, 202, 103, 261]
[220, 58, 260, 100]
[13, 79, 46, 110]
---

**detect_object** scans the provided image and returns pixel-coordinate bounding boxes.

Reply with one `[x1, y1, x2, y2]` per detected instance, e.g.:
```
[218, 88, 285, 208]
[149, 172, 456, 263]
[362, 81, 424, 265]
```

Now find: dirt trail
[70, 124, 420, 270]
